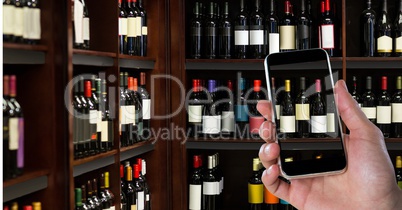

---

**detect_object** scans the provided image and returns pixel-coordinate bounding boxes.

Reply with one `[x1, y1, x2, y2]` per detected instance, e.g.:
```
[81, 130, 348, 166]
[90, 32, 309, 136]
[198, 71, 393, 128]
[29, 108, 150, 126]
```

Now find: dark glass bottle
[295, 77, 310, 138]
[74, 80, 83, 159]
[78, 77, 90, 157]
[280, 80, 295, 138]
[392, 76, 402, 138]
[202, 80, 221, 138]
[81, 185, 92, 210]
[93, 78, 102, 154]
[319, 0, 337, 56]
[297, 0, 311, 50]
[125, 166, 137, 210]
[99, 174, 111, 210]
[221, 80, 235, 137]
[104, 172, 115, 209]
[271, 77, 281, 132]
[138, 0, 147, 56]
[82, 0, 90, 49]
[361, 0, 376, 57]
[100, 79, 113, 152]
[190, 2, 203, 59]
[235, 78, 249, 138]
[351, 76, 362, 107]
[139, 159, 151, 210]
[85, 80, 98, 155]
[310, 79, 327, 138]
[219, 2, 233, 59]
[234, 0, 249, 59]
[119, 0, 128, 54]
[75, 188, 90, 210]
[265, 0, 279, 55]
[133, 164, 145, 210]
[264, 186, 279, 210]
[139, 72, 151, 140]
[377, 0, 392, 57]
[126, 0, 139, 56]
[396, 156, 402, 189]
[202, 156, 218, 210]
[248, 158, 263, 210]
[188, 79, 204, 138]
[395, 0, 402, 56]
[376, 76, 391, 138]
[249, 0, 265, 58]
[86, 180, 100, 210]
[128, 77, 142, 143]
[3, 75, 13, 180]
[279, 1, 297, 52]
[92, 179, 102, 210]
[189, 155, 203, 210]
[361, 76, 377, 124]
[120, 165, 128, 210]
[248, 80, 265, 139]
[205, 2, 218, 59]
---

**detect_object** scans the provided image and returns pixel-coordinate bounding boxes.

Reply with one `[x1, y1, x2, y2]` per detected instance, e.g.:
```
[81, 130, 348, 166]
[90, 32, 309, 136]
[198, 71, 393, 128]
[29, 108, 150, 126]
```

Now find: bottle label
[396, 36, 402, 53]
[202, 115, 221, 134]
[23, 7, 30, 39]
[146, 194, 150, 201]
[298, 24, 309, 39]
[97, 111, 102, 132]
[235, 105, 249, 122]
[221, 111, 235, 132]
[130, 204, 136, 210]
[110, 206, 115, 210]
[121, 203, 127, 210]
[311, 115, 327, 133]
[249, 116, 265, 134]
[275, 105, 281, 120]
[14, 7, 24, 36]
[101, 121, 109, 142]
[361, 107, 376, 119]
[264, 187, 279, 204]
[136, 17, 142, 37]
[377, 106, 391, 124]
[9, 118, 19, 150]
[279, 116, 295, 133]
[127, 17, 137, 38]
[234, 30, 249, 45]
[206, 26, 217, 37]
[119, 18, 128, 35]
[248, 183, 263, 204]
[392, 103, 402, 123]
[89, 110, 98, 124]
[120, 106, 128, 125]
[142, 99, 151, 120]
[189, 184, 202, 210]
[129, 105, 136, 124]
[321, 24, 334, 49]
[203, 181, 219, 195]
[18, 118, 24, 168]
[377, 35, 392, 53]
[296, 104, 310, 120]
[188, 105, 202, 123]
[220, 177, 224, 193]
[220, 27, 232, 36]
[326, 113, 336, 133]
[3, 5, 15, 35]
[137, 191, 145, 210]
[83, 17, 90, 40]
[142, 26, 148, 35]
[269, 33, 280, 54]
[279, 26, 296, 50]
[191, 27, 202, 36]
[74, 0, 84, 43]
[249, 30, 264, 45]
[30, 8, 41, 40]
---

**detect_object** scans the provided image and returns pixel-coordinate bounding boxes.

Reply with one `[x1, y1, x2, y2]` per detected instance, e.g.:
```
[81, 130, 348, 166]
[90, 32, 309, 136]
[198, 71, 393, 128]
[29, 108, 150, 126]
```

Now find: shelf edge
[3, 175, 48, 202]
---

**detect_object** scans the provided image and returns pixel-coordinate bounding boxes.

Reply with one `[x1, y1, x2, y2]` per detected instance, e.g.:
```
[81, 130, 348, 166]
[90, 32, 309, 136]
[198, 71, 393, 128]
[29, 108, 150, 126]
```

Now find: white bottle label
[377, 106, 392, 124]
[137, 191, 145, 210]
[189, 184, 202, 210]
[279, 115, 295, 133]
[392, 103, 402, 123]
[279, 26, 296, 50]
[127, 17, 136, 37]
[97, 111, 102, 132]
[83, 17, 90, 40]
[3, 5, 15, 35]
[120, 106, 128, 125]
[327, 113, 336, 132]
[119, 18, 128, 35]
[23, 7, 30, 39]
[188, 105, 202, 123]
[136, 17, 142, 36]
[203, 182, 219, 195]
[269, 33, 280, 54]
[234, 30, 249, 45]
[31, 8, 41, 39]
[377, 35, 392, 53]
[89, 110, 98, 124]
[74, 0, 84, 43]
[321, 24, 334, 49]
[125, 105, 135, 124]
[9, 118, 19, 150]
[396, 36, 402, 53]
[142, 99, 151, 120]
[142, 26, 148, 35]
[275, 105, 281, 120]
[296, 104, 310, 120]
[311, 115, 327, 133]
[110, 206, 115, 210]
[14, 7, 24, 36]
[101, 121, 108, 142]
[221, 111, 235, 132]
[202, 115, 221, 134]
[361, 107, 377, 119]
[249, 30, 264, 45]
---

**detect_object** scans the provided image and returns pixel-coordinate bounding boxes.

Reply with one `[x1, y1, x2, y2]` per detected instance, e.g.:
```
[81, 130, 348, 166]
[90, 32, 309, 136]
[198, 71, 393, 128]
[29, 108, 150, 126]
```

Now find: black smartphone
[264, 48, 347, 179]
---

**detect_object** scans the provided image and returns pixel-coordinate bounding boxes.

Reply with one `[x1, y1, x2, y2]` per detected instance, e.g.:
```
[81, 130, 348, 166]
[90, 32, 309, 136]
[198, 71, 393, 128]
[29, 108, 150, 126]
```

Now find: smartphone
[263, 48, 347, 179]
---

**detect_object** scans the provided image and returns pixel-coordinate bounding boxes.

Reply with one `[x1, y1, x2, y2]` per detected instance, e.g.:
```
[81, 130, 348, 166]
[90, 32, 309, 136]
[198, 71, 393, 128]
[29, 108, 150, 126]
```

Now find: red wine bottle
[78, 77, 90, 157]
[361, 0, 376, 57]
[120, 165, 128, 210]
[99, 173, 111, 209]
[132, 78, 143, 142]
[279, 1, 296, 52]
[119, 0, 128, 54]
[133, 164, 145, 210]
[280, 80, 295, 138]
[202, 156, 219, 210]
[137, 0, 147, 56]
[265, 0, 279, 55]
[392, 76, 402, 138]
[377, 0, 392, 57]
[319, 0, 336, 56]
[80, 185, 92, 210]
[92, 78, 102, 154]
[310, 79, 327, 138]
[221, 80, 235, 137]
[139, 73, 151, 140]
[219, 2, 233, 59]
[296, 77, 310, 138]
[297, 0, 312, 50]
[100, 79, 113, 152]
[126, 0, 139, 55]
[234, 0, 249, 59]
[395, 0, 402, 57]
[188, 79, 204, 138]
[85, 80, 98, 155]
[3, 75, 14, 180]
[73, 80, 84, 159]
[125, 166, 137, 210]
[248, 158, 263, 210]
[351, 76, 362, 107]
[235, 78, 249, 138]
[249, 80, 265, 139]
[202, 80, 221, 137]
[377, 76, 391, 138]
[249, 0, 264, 58]
[189, 155, 203, 210]
[190, 2, 203, 59]
[362, 76, 377, 124]
[205, 2, 217, 59]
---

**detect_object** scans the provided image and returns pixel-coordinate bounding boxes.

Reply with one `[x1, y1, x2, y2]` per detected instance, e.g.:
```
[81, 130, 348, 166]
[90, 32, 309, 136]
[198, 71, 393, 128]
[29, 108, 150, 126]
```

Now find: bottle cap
[227, 80, 233, 91]
[193, 79, 198, 92]
[285, 80, 291, 92]
[193, 155, 201, 168]
[23, 206, 33, 210]
[315, 79, 321, 92]
[9, 75, 16, 97]
[32, 202, 41, 210]
[133, 164, 140, 178]
[120, 164, 124, 178]
[397, 76, 402, 90]
[140, 72, 146, 86]
[366, 76, 372, 90]
[137, 158, 142, 173]
[75, 188, 83, 206]
[254, 80, 261, 92]
[381, 76, 387, 91]
[284, 0, 291, 13]
[3, 75, 10, 96]
[208, 80, 216, 93]
[397, 156, 402, 168]
[127, 166, 133, 181]
[325, 0, 330, 11]
[105, 172, 110, 188]
[128, 77, 134, 91]
[300, 77, 306, 90]
[85, 80, 92, 97]
[133, 78, 138, 91]
[253, 158, 260, 171]
[239, 78, 246, 90]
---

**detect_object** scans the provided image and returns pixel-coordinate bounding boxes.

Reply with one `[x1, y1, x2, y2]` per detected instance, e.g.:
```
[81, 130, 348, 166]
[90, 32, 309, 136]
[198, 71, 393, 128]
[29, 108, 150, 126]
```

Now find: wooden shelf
[120, 140, 155, 161]
[118, 54, 156, 69]
[3, 169, 50, 202]
[72, 49, 116, 67]
[346, 57, 402, 69]
[72, 150, 117, 177]
[3, 43, 48, 51]
[3, 43, 47, 64]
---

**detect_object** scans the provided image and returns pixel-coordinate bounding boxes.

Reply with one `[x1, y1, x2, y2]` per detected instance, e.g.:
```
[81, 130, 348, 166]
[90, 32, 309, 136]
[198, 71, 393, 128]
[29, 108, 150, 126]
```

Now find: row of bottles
[120, 158, 151, 210]
[395, 156, 402, 189]
[119, 72, 151, 147]
[73, 0, 90, 49]
[73, 75, 114, 159]
[74, 172, 115, 210]
[361, 0, 402, 57]
[118, 0, 148, 56]
[3, 0, 41, 44]
[3, 202, 42, 210]
[188, 153, 224, 210]
[189, 0, 340, 59]
[3, 75, 24, 180]
[351, 76, 402, 138]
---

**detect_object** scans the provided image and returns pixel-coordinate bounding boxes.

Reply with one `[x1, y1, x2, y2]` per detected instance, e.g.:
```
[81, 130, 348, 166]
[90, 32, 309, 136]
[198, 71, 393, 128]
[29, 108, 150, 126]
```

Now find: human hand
[257, 80, 402, 210]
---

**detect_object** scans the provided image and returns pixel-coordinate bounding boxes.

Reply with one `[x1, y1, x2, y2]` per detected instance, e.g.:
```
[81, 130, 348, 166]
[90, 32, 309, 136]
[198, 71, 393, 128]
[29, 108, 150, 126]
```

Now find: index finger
[257, 100, 274, 122]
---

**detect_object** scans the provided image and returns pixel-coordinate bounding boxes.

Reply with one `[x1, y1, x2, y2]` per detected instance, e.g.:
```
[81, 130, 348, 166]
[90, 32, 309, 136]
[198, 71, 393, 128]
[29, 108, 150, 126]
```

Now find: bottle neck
[383, 0, 388, 12]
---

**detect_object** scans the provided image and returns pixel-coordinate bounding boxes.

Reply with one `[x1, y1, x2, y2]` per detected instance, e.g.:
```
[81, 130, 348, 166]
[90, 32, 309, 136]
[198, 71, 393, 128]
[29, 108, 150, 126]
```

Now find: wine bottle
[133, 164, 145, 210]
[296, 77, 310, 138]
[248, 158, 263, 210]
[279, 1, 296, 52]
[214, 153, 224, 209]
[280, 80, 295, 138]
[139, 72, 151, 140]
[391, 76, 402, 138]
[249, 0, 265, 58]
[14, 0, 24, 43]
[120, 73, 129, 147]
[31, 202, 41, 210]
[318, 1, 325, 49]
[310, 79, 327, 138]
[126, 0, 139, 55]
[396, 156, 402, 189]
[249, 80, 265, 139]
[99, 173, 111, 210]
[205, 2, 217, 59]
[119, 0, 128, 54]
[351, 76, 362, 107]
[361, 0, 376, 57]
[73, 80, 84, 159]
[320, 0, 336, 56]
[280, 199, 294, 210]
[93, 78, 102, 154]
[221, 80, 235, 137]
[3, 75, 13, 180]
[395, 0, 402, 57]
[120, 165, 128, 210]
[104, 172, 116, 210]
[271, 77, 280, 132]
[136, 159, 146, 208]
[125, 74, 135, 145]
[82, 0, 90, 49]
[87, 180, 100, 210]
[190, 2, 203, 59]
[75, 188, 89, 210]
[297, 0, 312, 50]
[73, 0, 84, 48]
[219, 2, 233, 59]
[133, 78, 144, 141]
[22, 0, 41, 44]
[361, 76, 377, 124]
[188, 79, 204, 138]
[234, 0, 249, 59]
[189, 155, 203, 210]
[100, 79, 113, 152]
[202, 156, 219, 210]
[202, 80, 221, 137]
[79, 77, 90, 157]
[125, 166, 137, 210]
[85, 80, 98, 155]
[235, 78, 249, 138]
[141, 159, 151, 210]
[265, 0, 279, 55]
[377, 0, 392, 57]
[137, 0, 147, 56]
[3, 0, 15, 42]
[264, 187, 279, 210]
[93, 179, 103, 210]
[377, 76, 391, 138]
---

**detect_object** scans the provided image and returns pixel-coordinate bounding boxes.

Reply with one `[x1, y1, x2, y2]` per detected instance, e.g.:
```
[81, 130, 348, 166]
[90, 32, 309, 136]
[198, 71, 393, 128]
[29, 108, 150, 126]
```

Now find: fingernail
[266, 166, 273, 175]
[264, 143, 271, 155]
[259, 122, 271, 140]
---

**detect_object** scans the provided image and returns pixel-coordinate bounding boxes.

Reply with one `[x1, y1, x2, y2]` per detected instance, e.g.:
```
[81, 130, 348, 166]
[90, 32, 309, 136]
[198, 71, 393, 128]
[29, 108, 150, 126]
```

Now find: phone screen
[264, 49, 347, 178]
